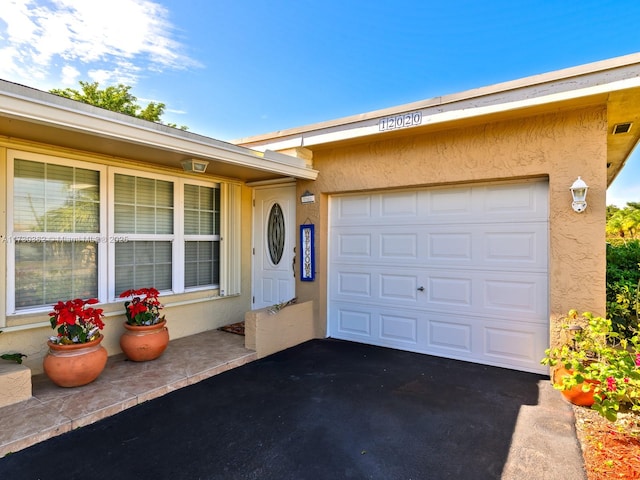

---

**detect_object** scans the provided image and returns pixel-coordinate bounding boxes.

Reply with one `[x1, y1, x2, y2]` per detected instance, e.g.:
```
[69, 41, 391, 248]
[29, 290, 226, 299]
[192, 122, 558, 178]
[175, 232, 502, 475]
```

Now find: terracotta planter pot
[553, 366, 600, 406]
[43, 335, 108, 388]
[120, 320, 169, 362]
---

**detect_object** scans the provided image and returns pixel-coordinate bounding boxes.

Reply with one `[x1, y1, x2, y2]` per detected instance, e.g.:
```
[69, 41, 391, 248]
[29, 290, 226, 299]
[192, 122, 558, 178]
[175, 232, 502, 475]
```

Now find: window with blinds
[13, 159, 100, 308]
[184, 184, 220, 288]
[114, 174, 174, 293]
[8, 151, 228, 313]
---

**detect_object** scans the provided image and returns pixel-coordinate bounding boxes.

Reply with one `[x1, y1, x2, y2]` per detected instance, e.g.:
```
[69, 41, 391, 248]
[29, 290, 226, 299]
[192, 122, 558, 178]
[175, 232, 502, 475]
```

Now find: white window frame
[182, 179, 222, 292]
[107, 167, 223, 301]
[6, 151, 229, 315]
[108, 168, 177, 300]
[6, 150, 108, 314]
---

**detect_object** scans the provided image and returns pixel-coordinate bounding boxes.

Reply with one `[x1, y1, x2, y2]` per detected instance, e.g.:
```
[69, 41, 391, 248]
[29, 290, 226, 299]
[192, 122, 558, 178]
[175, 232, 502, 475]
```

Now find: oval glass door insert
[267, 203, 285, 265]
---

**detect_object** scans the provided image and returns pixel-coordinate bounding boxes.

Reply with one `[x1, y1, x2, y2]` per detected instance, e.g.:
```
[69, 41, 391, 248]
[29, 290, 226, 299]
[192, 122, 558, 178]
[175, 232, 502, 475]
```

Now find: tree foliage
[50, 81, 187, 130]
[606, 202, 640, 241]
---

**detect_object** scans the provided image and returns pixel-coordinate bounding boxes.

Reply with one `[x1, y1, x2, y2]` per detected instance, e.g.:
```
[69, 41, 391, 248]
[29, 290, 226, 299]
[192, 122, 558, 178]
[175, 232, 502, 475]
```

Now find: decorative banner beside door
[300, 224, 315, 281]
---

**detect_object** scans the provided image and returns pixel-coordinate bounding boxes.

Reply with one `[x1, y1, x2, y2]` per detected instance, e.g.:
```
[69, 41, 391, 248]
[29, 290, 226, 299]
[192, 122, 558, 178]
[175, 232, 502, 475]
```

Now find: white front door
[252, 184, 296, 310]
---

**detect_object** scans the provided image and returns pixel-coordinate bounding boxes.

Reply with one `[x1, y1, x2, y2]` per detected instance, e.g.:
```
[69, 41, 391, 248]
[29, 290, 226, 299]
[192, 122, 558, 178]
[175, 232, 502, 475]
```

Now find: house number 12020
[379, 111, 422, 131]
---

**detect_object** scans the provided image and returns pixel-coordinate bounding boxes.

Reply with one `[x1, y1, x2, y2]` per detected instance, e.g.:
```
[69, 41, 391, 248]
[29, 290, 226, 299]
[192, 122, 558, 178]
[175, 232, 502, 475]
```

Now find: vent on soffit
[613, 122, 633, 134]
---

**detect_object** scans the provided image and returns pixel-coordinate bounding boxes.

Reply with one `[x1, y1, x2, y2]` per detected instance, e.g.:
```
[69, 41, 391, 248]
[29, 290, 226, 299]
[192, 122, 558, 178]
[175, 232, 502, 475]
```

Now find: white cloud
[61, 64, 80, 85]
[0, 0, 201, 90]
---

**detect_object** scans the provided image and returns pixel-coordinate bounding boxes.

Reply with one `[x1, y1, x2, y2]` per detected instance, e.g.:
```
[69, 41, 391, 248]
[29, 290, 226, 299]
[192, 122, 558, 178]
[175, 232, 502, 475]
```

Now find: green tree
[50, 81, 187, 130]
[606, 202, 640, 241]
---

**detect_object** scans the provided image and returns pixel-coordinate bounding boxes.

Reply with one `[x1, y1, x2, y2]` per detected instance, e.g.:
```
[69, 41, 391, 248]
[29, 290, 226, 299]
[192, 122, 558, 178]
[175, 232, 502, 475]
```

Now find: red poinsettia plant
[49, 298, 105, 345]
[119, 288, 165, 326]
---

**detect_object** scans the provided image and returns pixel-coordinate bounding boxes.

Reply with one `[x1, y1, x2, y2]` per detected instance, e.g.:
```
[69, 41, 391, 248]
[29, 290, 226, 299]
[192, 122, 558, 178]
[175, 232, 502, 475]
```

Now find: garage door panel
[335, 195, 372, 221]
[329, 181, 549, 374]
[482, 225, 547, 269]
[485, 232, 537, 262]
[380, 274, 419, 301]
[484, 326, 538, 362]
[428, 188, 473, 215]
[334, 267, 421, 306]
[427, 276, 473, 306]
[428, 232, 473, 260]
[336, 307, 372, 336]
[337, 233, 372, 257]
[331, 301, 425, 346]
[482, 320, 549, 370]
[484, 279, 538, 313]
[427, 314, 549, 372]
[428, 318, 473, 352]
[337, 271, 371, 297]
[482, 272, 547, 320]
[332, 183, 547, 227]
[424, 270, 547, 321]
[483, 183, 545, 216]
[380, 233, 418, 259]
[334, 225, 546, 270]
[381, 191, 419, 217]
[333, 267, 546, 321]
[380, 312, 418, 344]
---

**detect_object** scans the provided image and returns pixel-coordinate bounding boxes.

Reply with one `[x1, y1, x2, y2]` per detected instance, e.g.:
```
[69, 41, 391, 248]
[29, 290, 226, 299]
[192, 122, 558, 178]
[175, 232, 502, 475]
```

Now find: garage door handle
[417, 286, 425, 292]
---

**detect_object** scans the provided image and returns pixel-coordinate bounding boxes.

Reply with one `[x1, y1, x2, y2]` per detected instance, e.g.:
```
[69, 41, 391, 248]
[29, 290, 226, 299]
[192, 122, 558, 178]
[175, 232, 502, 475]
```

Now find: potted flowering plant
[541, 309, 640, 421]
[118, 288, 169, 361]
[119, 288, 165, 326]
[43, 298, 108, 387]
[48, 298, 105, 344]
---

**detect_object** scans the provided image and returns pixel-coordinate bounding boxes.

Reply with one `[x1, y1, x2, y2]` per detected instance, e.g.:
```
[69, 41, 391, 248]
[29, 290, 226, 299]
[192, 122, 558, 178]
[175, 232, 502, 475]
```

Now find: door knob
[417, 286, 425, 292]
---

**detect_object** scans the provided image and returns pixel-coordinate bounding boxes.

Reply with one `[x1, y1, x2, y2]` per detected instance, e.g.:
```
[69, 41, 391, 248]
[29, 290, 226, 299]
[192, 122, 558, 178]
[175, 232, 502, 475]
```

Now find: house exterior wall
[0, 139, 253, 374]
[294, 106, 608, 349]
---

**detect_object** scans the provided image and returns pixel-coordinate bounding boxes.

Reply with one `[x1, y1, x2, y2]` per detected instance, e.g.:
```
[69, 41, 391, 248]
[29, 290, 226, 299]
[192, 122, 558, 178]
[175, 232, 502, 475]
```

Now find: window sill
[3, 288, 234, 332]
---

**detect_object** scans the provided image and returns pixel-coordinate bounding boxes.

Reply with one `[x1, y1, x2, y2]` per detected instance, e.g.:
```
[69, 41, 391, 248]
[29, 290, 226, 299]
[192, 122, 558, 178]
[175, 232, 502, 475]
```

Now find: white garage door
[328, 181, 549, 374]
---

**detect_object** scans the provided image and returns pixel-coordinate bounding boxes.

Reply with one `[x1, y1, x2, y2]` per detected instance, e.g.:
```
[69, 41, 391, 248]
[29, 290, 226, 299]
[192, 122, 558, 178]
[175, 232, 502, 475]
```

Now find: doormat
[218, 321, 245, 336]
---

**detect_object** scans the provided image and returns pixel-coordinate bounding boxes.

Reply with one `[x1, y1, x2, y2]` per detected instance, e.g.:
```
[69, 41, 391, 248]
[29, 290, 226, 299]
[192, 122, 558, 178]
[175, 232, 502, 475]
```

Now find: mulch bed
[574, 407, 640, 479]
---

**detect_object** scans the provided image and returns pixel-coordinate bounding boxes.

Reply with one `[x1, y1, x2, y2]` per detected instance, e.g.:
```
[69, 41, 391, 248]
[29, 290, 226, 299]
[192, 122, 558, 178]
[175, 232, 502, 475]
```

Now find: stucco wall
[244, 300, 315, 358]
[294, 106, 608, 349]
[0, 141, 253, 374]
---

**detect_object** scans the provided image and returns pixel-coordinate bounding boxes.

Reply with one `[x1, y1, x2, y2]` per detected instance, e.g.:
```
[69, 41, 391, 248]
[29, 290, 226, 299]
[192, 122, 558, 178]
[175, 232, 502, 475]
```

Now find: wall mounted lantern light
[570, 176, 588, 213]
[181, 159, 209, 173]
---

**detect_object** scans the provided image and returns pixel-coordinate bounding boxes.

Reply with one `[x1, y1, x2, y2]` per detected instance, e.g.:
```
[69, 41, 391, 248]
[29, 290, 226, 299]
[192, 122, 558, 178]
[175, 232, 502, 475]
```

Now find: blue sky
[1, 0, 639, 206]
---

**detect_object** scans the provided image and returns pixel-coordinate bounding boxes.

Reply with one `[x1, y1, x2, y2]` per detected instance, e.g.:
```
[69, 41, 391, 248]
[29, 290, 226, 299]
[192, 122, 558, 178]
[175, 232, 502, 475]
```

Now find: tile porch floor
[0, 329, 256, 458]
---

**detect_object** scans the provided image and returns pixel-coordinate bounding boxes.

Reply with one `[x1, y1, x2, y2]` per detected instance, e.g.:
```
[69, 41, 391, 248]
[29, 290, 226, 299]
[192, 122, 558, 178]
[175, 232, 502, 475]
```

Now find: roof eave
[235, 53, 640, 153]
[0, 80, 318, 181]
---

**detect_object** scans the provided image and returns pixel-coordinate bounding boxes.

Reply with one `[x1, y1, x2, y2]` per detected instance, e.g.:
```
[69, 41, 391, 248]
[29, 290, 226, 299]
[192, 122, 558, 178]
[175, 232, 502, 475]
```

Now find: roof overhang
[0, 80, 318, 183]
[236, 53, 640, 187]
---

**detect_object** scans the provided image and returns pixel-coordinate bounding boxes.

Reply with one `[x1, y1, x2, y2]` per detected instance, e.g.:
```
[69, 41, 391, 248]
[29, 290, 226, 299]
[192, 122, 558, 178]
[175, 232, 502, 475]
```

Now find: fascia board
[245, 75, 640, 151]
[0, 87, 318, 180]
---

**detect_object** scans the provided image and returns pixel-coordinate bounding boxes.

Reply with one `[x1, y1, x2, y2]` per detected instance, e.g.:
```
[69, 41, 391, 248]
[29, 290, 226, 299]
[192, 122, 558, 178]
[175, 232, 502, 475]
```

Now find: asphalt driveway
[0, 339, 585, 479]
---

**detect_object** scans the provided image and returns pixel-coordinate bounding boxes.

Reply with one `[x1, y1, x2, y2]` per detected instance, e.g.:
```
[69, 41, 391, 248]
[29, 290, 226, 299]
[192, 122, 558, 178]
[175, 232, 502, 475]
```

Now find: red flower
[127, 299, 148, 318]
[48, 298, 104, 344]
[606, 377, 616, 392]
[119, 287, 164, 326]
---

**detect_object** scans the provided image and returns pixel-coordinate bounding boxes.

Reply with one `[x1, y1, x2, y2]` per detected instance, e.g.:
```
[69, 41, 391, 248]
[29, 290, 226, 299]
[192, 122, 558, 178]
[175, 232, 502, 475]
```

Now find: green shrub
[606, 240, 640, 335]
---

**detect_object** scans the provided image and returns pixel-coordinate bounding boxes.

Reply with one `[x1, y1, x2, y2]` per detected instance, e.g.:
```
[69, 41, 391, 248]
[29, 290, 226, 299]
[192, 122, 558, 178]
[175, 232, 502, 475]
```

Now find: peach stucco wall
[294, 106, 608, 348]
